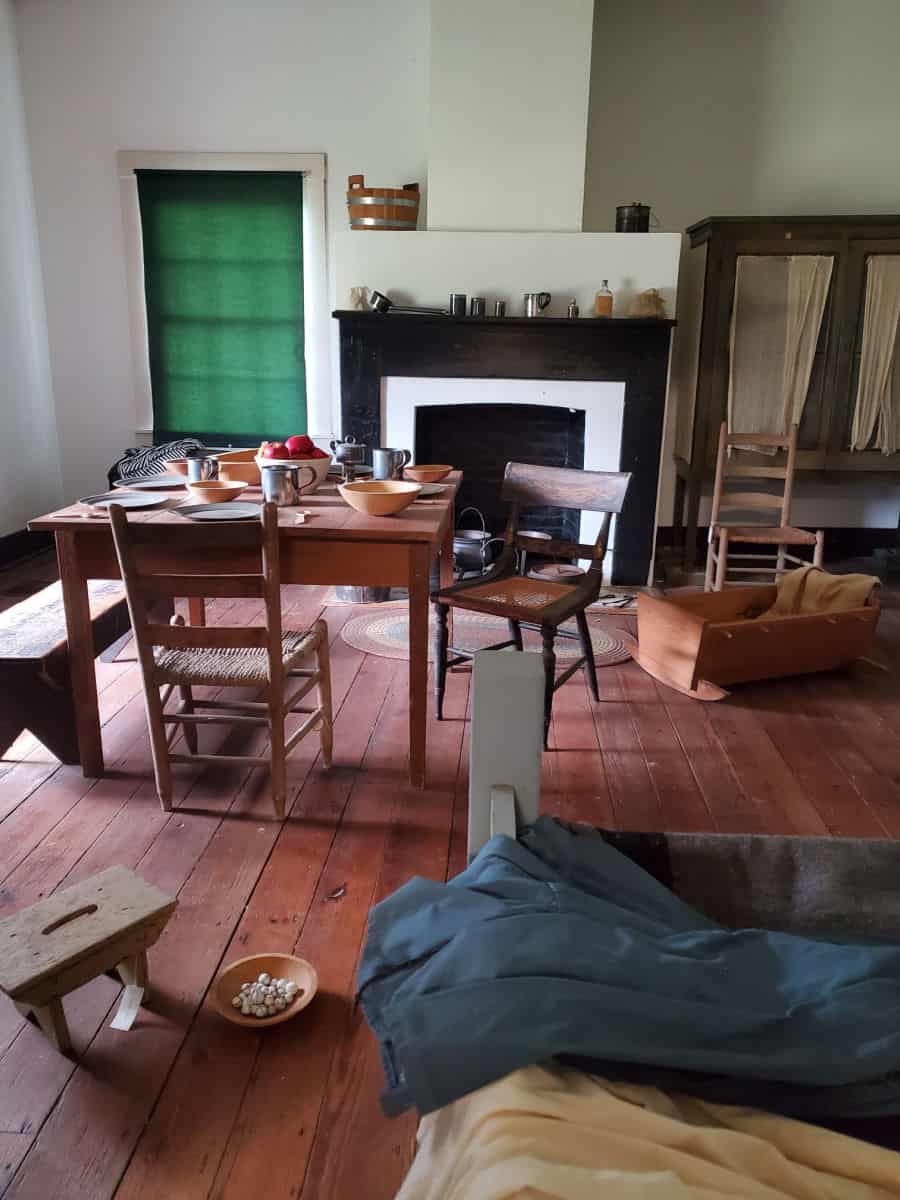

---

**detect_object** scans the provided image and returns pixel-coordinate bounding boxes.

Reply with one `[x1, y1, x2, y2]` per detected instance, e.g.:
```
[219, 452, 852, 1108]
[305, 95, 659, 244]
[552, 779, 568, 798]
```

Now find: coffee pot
[523, 292, 551, 317]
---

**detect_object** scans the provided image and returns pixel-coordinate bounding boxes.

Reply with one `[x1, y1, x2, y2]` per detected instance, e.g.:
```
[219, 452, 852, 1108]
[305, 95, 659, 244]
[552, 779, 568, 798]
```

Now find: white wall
[428, 0, 593, 231]
[0, 0, 61, 536]
[584, 0, 900, 527]
[14, 0, 429, 502]
[333, 229, 680, 318]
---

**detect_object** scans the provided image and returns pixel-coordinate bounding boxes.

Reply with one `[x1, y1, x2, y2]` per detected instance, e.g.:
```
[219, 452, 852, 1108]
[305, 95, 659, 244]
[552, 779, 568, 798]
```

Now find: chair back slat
[719, 492, 784, 512]
[139, 575, 266, 601]
[515, 534, 604, 561]
[502, 463, 631, 514]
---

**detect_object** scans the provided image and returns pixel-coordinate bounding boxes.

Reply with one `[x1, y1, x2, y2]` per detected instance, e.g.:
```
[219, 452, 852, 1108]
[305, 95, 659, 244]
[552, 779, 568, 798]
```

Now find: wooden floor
[1, 554, 900, 1200]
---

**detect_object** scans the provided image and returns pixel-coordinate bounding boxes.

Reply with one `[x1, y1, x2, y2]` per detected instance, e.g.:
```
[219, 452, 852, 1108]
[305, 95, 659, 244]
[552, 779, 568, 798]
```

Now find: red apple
[263, 441, 290, 459]
[310, 448, 329, 459]
[286, 434, 315, 458]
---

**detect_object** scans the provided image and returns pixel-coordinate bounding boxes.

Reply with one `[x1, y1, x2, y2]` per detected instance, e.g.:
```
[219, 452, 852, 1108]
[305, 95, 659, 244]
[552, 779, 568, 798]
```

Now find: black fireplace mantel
[333, 310, 676, 584]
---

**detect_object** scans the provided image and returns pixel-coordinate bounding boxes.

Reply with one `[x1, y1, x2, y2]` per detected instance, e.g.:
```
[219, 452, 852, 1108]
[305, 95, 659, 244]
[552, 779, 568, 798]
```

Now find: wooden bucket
[346, 175, 420, 231]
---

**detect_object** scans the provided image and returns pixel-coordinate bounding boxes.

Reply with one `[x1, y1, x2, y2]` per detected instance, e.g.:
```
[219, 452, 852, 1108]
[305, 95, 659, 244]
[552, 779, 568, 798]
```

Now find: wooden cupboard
[674, 215, 900, 568]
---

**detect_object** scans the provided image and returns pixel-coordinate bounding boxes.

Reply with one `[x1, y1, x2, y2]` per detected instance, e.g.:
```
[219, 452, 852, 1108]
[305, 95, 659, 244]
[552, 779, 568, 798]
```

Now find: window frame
[117, 151, 329, 444]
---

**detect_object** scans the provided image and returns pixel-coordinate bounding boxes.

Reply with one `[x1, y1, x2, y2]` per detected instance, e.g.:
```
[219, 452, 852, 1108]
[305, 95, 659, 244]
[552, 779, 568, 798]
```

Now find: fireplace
[415, 401, 585, 544]
[333, 311, 676, 584]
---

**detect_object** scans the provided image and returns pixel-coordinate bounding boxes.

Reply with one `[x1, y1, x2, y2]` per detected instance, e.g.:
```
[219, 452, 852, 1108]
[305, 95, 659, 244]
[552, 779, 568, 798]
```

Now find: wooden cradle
[634, 585, 880, 700]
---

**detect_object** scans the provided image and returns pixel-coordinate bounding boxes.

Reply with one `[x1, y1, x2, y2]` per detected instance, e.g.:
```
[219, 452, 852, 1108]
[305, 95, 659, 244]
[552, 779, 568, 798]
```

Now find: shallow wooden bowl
[213, 953, 318, 1028]
[405, 463, 453, 483]
[164, 458, 190, 477]
[217, 450, 262, 486]
[338, 480, 422, 516]
[185, 480, 247, 503]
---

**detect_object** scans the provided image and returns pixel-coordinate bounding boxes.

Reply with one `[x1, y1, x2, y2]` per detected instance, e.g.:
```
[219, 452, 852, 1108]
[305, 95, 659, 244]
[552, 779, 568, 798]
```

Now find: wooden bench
[0, 579, 132, 762]
[0, 866, 177, 1053]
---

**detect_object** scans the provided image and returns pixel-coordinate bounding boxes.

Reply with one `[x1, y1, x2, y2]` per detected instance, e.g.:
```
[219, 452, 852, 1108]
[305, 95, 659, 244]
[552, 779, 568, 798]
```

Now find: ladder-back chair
[705, 422, 824, 591]
[109, 502, 332, 819]
[433, 462, 632, 747]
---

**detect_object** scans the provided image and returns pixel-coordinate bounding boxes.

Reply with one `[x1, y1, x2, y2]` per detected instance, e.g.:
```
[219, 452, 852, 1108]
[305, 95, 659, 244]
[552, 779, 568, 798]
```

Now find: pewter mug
[186, 452, 219, 483]
[523, 292, 551, 317]
[260, 463, 315, 506]
[372, 447, 412, 481]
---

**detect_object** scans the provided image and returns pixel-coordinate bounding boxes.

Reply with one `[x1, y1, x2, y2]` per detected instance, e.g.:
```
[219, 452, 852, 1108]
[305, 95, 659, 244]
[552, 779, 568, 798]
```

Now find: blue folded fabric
[358, 817, 900, 1117]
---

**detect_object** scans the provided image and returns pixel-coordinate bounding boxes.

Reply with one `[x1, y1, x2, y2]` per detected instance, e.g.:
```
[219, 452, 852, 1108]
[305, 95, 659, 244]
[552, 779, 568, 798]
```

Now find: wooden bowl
[255, 455, 330, 494]
[164, 458, 190, 477]
[405, 463, 453, 483]
[217, 455, 262, 486]
[185, 480, 247, 503]
[212, 953, 318, 1028]
[338, 480, 422, 516]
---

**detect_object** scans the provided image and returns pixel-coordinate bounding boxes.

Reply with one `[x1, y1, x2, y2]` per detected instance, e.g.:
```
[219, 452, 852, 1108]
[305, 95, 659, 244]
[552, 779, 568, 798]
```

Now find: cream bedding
[397, 1065, 900, 1200]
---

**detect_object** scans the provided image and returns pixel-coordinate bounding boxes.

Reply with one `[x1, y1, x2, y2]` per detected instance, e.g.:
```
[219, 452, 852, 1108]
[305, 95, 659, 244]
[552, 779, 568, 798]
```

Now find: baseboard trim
[0, 528, 53, 570]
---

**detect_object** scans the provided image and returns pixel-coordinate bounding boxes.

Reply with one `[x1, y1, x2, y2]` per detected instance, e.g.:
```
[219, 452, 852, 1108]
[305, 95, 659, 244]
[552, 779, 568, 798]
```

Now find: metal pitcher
[260, 463, 316, 506]
[185, 451, 219, 482]
[372, 447, 411, 481]
[523, 292, 551, 317]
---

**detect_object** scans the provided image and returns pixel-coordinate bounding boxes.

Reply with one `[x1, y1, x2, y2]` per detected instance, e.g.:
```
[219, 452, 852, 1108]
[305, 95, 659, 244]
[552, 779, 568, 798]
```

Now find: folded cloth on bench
[358, 817, 900, 1120]
[396, 1064, 900, 1200]
[763, 565, 879, 616]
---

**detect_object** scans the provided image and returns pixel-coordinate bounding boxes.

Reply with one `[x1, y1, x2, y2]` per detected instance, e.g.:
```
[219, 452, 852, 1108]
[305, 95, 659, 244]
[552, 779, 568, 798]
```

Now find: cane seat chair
[432, 462, 632, 746]
[109, 501, 332, 819]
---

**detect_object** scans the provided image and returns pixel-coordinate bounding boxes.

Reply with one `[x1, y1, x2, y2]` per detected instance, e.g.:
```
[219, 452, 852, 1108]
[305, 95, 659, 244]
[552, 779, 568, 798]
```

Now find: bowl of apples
[256, 435, 331, 494]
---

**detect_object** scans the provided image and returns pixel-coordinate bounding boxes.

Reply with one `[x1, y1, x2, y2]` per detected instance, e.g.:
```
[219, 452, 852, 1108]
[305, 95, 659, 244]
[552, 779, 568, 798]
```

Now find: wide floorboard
[1, 563, 898, 1199]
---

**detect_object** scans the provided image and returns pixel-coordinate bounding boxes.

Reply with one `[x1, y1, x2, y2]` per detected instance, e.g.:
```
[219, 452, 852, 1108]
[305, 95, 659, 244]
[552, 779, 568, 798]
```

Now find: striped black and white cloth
[108, 439, 202, 487]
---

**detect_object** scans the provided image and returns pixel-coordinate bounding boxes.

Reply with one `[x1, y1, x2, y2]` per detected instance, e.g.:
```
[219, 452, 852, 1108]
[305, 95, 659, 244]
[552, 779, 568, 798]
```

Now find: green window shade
[137, 170, 306, 445]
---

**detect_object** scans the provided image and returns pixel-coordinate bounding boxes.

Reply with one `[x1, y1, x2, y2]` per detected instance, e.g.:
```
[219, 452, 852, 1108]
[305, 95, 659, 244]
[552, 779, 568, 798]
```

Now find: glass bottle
[594, 280, 613, 318]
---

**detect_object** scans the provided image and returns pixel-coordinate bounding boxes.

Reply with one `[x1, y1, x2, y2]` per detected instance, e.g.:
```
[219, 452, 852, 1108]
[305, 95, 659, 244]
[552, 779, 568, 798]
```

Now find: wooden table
[29, 475, 459, 788]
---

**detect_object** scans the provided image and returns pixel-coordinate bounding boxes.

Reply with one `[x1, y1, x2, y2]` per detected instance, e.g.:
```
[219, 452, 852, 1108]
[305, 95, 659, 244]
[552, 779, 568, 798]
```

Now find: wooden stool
[0, 866, 176, 1053]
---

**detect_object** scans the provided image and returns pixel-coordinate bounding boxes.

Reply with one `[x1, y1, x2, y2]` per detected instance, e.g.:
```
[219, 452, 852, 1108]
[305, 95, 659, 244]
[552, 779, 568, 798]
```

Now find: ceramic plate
[113, 475, 186, 490]
[79, 491, 167, 510]
[176, 502, 261, 521]
[417, 483, 447, 497]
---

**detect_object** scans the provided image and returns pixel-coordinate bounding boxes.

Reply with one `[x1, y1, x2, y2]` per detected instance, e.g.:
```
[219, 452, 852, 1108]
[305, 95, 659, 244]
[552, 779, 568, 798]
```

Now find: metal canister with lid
[616, 202, 651, 232]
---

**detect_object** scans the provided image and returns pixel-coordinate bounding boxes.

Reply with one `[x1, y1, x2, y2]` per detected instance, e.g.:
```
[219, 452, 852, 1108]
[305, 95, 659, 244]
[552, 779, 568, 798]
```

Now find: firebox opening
[414, 402, 586, 545]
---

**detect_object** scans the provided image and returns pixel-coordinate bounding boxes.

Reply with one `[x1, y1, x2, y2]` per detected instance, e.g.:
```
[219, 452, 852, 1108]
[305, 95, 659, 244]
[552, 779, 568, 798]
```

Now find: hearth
[333, 311, 676, 583]
[415, 402, 585, 545]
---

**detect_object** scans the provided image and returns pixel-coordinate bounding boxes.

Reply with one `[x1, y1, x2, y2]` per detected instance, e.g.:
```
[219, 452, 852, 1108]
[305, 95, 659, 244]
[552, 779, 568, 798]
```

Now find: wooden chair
[109, 502, 332, 820]
[432, 462, 632, 747]
[705, 422, 824, 591]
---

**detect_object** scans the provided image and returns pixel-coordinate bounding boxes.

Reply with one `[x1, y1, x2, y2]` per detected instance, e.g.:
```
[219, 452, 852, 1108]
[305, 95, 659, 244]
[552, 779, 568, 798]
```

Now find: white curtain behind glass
[852, 255, 900, 454]
[727, 255, 833, 449]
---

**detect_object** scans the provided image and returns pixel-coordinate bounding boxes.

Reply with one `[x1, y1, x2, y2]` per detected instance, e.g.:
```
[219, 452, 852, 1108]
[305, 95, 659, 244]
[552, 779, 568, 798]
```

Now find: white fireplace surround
[383, 376, 627, 574]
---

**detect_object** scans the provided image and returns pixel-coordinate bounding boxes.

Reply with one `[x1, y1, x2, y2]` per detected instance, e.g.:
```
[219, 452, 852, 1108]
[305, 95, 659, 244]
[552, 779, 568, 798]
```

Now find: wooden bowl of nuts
[212, 953, 318, 1027]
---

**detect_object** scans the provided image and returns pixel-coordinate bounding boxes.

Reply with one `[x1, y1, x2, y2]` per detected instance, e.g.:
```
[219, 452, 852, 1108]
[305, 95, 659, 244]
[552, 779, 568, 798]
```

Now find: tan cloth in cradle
[763, 565, 879, 617]
[396, 1065, 900, 1200]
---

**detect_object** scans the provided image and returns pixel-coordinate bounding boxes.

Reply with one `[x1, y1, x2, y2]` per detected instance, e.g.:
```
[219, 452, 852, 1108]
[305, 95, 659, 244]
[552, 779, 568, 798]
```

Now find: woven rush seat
[712, 524, 819, 545]
[154, 627, 320, 686]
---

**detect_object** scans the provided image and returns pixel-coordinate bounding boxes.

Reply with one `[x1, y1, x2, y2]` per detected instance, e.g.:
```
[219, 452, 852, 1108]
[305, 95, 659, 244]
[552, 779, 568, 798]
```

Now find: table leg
[56, 530, 104, 777]
[188, 597, 206, 626]
[408, 543, 430, 788]
[439, 509, 455, 643]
